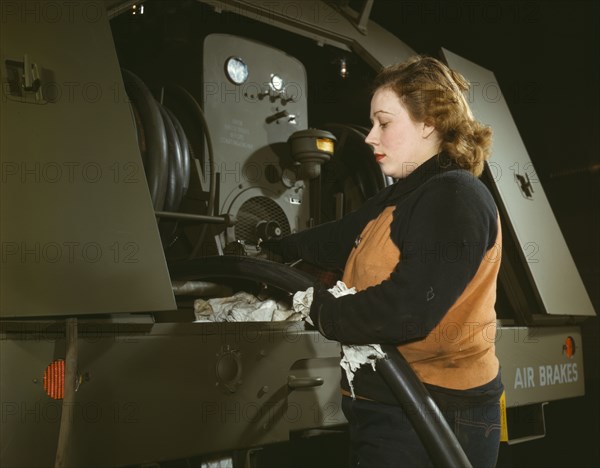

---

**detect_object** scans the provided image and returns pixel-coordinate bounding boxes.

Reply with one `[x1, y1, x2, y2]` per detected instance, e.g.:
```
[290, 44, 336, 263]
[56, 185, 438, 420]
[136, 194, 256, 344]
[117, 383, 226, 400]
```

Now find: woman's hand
[259, 239, 283, 262]
[309, 282, 337, 339]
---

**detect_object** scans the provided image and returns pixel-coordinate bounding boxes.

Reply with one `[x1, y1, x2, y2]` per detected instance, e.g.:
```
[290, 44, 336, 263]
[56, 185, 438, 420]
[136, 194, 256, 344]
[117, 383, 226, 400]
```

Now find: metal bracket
[4, 55, 46, 103]
[338, 0, 374, 35]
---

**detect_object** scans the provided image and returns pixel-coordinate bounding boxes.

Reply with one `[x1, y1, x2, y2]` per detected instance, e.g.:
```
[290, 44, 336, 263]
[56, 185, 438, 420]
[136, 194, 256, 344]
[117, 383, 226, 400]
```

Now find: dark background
[367, 1, 599, 466]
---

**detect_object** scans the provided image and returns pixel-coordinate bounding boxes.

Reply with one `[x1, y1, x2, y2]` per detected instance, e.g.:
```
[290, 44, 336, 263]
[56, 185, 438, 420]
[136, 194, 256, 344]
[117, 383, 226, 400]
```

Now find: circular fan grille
[235, 196, 291, 244]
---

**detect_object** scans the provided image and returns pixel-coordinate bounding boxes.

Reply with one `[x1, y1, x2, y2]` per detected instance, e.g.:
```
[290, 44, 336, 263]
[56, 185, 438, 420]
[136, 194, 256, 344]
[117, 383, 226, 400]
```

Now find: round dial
[225, 57, 248, 85]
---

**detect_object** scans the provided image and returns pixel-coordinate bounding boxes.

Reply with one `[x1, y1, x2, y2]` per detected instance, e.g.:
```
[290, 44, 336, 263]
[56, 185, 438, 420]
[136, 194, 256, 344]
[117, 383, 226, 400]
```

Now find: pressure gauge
[270, 74, 284, 91]
[225, 57, 248, 85]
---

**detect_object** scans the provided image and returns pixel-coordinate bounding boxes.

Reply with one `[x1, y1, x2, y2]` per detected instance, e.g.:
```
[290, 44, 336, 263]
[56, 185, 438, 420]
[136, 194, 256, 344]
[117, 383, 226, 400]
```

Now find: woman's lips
[375, 153, 386, 162]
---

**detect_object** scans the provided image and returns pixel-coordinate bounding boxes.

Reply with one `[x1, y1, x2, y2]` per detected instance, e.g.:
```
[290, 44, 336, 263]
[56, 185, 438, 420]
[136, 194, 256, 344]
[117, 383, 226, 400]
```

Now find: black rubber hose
[165, 106, 191, 203]
[168, 256, 315, 293]
[163, 85, 216, 260]
[159, 105, 184, 212]
[122, 69, 168, 210]
[376, 344, 472, 468]
[166, 85, 216, 218]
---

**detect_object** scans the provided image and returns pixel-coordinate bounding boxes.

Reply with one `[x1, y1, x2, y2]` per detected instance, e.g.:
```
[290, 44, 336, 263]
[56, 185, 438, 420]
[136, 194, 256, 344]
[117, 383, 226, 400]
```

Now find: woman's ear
[421, 121, 436, 140]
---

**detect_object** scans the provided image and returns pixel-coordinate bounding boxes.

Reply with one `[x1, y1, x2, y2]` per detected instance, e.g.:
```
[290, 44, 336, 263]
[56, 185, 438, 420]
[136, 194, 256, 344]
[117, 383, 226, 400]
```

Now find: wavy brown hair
[372, 56, 492, 176]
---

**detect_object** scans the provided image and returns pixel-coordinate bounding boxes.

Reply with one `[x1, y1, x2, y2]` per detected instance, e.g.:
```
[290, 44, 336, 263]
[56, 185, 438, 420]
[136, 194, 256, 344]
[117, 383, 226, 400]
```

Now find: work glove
[261, 235, 304, 264]
[309, 281, 337, 339]
[259, 239, 283, 262]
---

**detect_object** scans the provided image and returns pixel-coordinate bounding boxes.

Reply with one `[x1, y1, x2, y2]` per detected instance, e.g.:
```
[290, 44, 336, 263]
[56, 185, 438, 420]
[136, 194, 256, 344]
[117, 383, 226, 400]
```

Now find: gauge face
[225, 57, 248, 85]
[270, 74, 284, 91]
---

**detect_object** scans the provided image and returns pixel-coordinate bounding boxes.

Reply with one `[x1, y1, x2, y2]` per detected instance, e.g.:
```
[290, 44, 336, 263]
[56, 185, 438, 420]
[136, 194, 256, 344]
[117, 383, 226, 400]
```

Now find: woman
[276, 56, 503, 467]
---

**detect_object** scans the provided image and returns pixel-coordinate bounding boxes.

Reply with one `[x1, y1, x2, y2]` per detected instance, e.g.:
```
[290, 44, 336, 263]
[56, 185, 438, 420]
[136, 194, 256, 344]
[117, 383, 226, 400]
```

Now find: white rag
[292, 281, 385, 399]
[193, 291, 303, 322]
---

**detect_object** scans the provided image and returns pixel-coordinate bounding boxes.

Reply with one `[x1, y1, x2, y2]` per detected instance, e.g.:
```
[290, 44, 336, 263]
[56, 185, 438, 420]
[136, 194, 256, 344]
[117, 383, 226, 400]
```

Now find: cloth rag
[194, 291, 303, 322]
[292, 281, 385, 398]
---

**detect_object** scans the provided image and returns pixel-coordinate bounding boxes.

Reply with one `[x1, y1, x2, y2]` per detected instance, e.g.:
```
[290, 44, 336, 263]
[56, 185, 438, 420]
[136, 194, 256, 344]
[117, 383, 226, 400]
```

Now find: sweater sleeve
[315, 173, 498, 344]
[279, 191, 385, 271]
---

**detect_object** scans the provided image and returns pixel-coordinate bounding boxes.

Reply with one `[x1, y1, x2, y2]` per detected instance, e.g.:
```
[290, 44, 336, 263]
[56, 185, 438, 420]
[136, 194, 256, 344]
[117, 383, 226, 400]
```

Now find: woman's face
[365, 87, 439, 179]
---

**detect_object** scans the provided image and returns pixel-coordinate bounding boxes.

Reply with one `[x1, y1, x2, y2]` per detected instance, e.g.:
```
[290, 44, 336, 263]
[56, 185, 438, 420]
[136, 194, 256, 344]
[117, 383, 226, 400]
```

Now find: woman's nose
[365, 127, 377, 147]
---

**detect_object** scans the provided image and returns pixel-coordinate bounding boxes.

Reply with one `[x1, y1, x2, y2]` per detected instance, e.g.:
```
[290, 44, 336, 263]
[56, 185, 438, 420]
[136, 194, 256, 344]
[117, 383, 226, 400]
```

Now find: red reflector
[43, 360, 65, 400]
[563, 336, 576, 359]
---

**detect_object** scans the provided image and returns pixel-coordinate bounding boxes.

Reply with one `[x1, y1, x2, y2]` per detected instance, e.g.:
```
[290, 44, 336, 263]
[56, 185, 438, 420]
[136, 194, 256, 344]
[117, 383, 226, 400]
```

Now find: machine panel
[442, 49, 595, 317]
[0, 1, 175, 317]
[495, 326, 585, 406]
[0, 322, 342, 467]
[202, 33, 311, 244]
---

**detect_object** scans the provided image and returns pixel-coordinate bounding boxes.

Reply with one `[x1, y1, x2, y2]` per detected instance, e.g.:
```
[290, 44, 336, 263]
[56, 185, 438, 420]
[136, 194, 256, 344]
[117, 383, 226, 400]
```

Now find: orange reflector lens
[563, 336, 576, 358]
[43, 360, 65, 400]
[316, 138, 334, 154]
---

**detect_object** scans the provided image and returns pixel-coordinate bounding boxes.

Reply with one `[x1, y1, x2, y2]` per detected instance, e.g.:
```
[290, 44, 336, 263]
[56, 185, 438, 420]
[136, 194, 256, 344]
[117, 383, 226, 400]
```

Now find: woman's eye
[379, 122, 389, 128]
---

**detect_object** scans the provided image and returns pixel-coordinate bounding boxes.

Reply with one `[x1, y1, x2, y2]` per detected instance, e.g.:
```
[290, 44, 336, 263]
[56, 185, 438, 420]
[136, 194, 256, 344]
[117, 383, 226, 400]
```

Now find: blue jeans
[342, 377, 502, 468]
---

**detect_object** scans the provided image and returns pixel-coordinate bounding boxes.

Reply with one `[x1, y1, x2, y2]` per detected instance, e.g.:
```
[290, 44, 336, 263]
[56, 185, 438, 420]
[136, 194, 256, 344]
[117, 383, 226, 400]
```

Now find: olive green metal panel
[197, 0, 416, 68]
[0, 322, 341, 467]
[0, 1, 175, 317]
[442, 49, 595, 317]
[0, 337, 62, 466]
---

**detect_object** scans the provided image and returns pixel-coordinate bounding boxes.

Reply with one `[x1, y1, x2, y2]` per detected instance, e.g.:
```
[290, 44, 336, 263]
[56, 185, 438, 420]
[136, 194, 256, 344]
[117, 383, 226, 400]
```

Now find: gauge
[270, 73, 284, 91]
[225, 57, 248, 85]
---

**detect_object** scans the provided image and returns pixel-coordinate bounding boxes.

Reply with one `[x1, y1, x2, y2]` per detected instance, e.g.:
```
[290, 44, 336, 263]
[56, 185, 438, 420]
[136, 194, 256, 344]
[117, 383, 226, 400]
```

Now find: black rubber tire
[168, 256, 315, 294]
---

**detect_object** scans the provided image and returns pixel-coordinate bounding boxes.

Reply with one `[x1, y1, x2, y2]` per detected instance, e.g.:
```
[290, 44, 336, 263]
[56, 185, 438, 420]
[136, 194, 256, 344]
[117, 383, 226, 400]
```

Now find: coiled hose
[122, 69, 192, 214]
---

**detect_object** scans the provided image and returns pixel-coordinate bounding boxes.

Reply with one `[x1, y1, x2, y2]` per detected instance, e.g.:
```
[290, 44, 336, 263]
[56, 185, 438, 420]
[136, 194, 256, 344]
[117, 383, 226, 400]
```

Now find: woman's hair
[372, 56, 492, 176]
